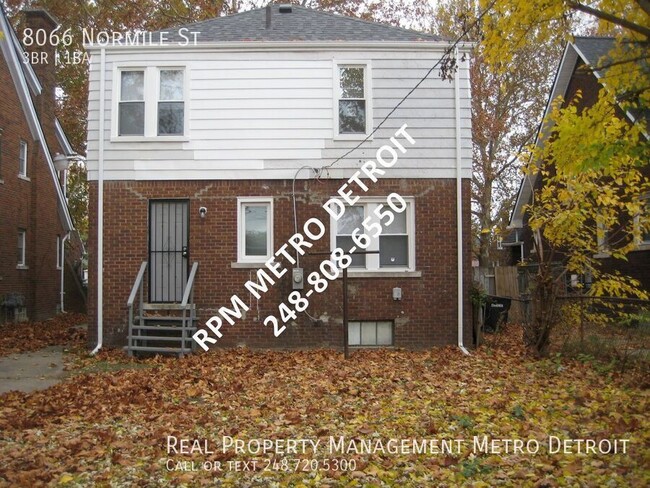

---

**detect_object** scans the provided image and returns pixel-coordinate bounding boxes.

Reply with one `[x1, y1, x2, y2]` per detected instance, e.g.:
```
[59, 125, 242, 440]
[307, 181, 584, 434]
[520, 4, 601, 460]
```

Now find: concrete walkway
[0, 346, 66, 394]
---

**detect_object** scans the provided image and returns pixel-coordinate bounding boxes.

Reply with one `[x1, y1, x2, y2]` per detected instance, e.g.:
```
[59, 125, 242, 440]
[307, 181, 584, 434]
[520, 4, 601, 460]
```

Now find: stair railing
[127, 261, 148, 355]
[181, 262, 199, 351]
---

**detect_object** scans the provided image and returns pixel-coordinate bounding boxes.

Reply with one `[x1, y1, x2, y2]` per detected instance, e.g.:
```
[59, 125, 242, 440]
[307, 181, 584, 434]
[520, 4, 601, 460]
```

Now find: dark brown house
[508, 37, 650, 291]
[0, 7, 85, 323]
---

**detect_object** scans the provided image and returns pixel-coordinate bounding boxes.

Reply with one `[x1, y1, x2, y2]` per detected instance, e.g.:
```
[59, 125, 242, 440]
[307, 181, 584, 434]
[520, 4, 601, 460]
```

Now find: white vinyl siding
[87, 50, 471, 180]
[238, 197, 273, 263]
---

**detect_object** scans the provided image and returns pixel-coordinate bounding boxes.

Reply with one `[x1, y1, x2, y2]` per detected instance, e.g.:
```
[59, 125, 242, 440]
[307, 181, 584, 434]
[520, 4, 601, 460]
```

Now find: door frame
[148, 198, 190, 303]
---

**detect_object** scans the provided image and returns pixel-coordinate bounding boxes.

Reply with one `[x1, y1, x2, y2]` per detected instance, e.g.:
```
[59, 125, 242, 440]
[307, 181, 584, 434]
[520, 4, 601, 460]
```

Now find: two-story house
[0, 7, 85, 323]
[85, 4, 473, 355]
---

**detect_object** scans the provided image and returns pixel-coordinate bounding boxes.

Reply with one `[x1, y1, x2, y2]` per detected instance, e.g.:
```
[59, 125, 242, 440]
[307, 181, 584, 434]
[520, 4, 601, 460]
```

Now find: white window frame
[595, 219, 610, 258]
[333, 61, 373, 140]
[237, 197, 274, 263]
[18, 140, 28, 178]
[634, 194, 650, 250]
[157, 69, 185, 136]
[112, 64, 188, 141]
[348, 320, 394, 347]
[329, 197, 416, 273]
[17, 229, 26, 268]
[56, 235, 63, 269]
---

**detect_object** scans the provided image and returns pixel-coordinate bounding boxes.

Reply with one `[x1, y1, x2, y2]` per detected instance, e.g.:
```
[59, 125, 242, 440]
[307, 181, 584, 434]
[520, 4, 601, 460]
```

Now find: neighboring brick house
[85, 4, 473, 354]
[509, 37, 650, 291]
[0, 7, 85, 323]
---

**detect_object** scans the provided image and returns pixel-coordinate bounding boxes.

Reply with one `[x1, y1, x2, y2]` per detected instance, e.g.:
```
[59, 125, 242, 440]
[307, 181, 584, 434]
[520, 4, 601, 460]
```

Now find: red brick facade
[0, 9, 85, 322]
[88, 178, 472, 349]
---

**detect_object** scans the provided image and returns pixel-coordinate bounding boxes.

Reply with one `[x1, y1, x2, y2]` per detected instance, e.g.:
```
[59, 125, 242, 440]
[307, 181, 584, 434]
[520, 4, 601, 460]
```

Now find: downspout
[455, 47, 470, 355]
[60, 232, 70, 312]
[91, 47, 106, 355]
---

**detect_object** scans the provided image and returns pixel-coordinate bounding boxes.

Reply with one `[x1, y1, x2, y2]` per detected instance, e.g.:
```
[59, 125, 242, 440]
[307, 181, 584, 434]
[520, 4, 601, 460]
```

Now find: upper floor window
[17, 229, 26, 267]
[19, 140, 28, 177]
[237, 197, 273, 263]
[116, 67, 186, 139]
[158, 70, 184, 135]
[119, 70, 145, 136]
[335, 63, 372, 137]
[330, 197, 415, 272]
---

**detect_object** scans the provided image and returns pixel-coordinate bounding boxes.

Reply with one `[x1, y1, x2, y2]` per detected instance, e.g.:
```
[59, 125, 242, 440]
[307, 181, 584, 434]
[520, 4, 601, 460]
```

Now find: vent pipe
[266, 4, 271, 28]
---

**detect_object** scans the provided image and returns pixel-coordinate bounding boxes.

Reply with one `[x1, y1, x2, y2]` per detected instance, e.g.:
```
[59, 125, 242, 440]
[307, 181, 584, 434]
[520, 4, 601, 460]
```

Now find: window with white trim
[636, 196, 650, 246]
[56, 235, 62, 269]
[116, 67, 186, 138]
[596, 220, 609, 254]
[336, 64, 371, 136]
[19, 140, 27, 177]
[118, 70, 145, 136]
[237, 198, 273, 262]
[331, 197, 415, 272]
[158, 69, 184, 135]
[348, 320, 393, 346]
[17, 229, 26, 267]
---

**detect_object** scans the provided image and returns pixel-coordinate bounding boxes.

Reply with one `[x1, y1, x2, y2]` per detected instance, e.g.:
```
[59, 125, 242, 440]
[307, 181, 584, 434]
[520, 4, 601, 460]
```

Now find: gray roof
[158, 4, 443, 43]
[573, 36, 616, 68]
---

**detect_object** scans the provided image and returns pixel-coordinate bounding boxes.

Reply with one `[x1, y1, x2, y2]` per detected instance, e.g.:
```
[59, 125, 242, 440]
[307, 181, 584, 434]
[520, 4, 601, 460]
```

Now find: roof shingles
[157, 5, 443, 43]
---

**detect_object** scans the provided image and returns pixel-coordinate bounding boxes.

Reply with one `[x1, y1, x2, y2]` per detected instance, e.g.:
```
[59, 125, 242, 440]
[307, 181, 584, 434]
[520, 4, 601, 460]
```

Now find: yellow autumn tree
[479, 0, 649, 355]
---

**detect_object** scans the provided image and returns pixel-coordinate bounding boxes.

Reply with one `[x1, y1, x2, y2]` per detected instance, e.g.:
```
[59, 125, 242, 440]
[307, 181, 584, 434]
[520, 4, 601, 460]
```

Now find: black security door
[149, 200, 189, 302]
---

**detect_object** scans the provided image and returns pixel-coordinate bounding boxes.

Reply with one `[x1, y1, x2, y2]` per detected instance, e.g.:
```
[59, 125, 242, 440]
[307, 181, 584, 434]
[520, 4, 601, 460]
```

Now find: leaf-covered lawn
[0, 326, 648, 487]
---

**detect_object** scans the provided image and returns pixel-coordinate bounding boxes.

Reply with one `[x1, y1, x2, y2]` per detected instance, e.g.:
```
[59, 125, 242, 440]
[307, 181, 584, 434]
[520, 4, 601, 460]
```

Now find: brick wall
[88, 178, 473, 350]
[0, 9, 84, 322]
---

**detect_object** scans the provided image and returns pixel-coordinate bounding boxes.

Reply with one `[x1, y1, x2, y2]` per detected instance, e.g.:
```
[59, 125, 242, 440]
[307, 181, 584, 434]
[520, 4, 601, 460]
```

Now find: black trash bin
[483, 296, 512, 332]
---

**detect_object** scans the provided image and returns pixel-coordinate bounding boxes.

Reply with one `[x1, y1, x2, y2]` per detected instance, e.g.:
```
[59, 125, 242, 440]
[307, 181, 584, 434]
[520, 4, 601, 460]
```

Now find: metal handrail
[181, 262, 199, 307]
[127, 261, 148, 307]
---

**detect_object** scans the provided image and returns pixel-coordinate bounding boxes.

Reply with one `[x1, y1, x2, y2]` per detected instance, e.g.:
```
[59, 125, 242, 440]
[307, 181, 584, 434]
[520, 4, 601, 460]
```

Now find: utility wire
[318, 1, 495, 173]
[286, 2, 495, 321]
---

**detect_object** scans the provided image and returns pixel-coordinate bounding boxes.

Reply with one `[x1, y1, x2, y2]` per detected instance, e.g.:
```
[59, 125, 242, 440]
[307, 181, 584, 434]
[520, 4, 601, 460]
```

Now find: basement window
[348, 320, 393, 346]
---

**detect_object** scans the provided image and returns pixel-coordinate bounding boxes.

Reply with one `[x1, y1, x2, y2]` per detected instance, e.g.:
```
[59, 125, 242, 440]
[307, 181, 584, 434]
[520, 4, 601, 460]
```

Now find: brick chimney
[23, 9, 58, 157]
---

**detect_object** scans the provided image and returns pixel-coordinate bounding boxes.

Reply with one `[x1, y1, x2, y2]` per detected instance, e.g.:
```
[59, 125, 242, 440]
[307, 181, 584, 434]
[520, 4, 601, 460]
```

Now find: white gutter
[91, 47, 106, 355]
[60, 232, 70, 312]
[455, 47, 470, 355]
[84, 40, 474, 53]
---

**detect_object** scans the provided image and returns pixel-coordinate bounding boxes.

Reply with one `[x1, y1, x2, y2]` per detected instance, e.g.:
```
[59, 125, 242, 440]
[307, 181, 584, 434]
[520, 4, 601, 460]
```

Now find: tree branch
[567, 2, 650, 38]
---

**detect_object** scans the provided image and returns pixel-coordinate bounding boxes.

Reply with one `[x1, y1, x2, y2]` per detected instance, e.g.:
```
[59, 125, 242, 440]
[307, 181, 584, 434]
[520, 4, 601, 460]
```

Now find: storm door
[149, 200, 189, 302]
